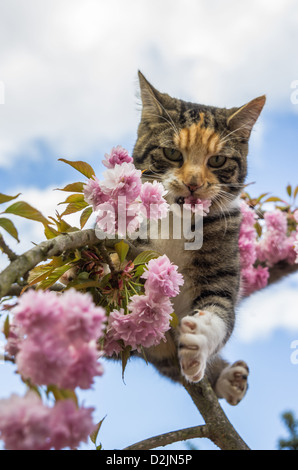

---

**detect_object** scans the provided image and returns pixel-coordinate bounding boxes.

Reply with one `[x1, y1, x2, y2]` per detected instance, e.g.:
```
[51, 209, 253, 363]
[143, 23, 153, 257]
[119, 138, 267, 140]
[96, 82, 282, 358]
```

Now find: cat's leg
[206, 355, 249, 406]
[178, 309, 228, 383]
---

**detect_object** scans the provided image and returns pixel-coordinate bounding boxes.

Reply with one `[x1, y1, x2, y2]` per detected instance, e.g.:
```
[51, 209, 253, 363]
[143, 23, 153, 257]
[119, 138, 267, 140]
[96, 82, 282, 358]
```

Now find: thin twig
[123, 424, 210, 450]
[0, 234, 18, 262]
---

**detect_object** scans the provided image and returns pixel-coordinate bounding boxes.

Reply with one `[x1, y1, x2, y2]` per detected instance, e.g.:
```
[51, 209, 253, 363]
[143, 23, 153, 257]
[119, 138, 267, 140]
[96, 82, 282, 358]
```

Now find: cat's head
[133, 71, 265, 210]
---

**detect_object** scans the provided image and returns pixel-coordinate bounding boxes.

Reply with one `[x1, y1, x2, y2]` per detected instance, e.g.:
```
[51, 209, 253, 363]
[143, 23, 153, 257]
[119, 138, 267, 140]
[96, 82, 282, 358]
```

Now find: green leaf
[170, 312, 179, 329]
[134, 264, 146, 277]
[65, 279, 101, 290]
[293, 185, 298, 201]
[254, 221, 263, 237]
[114, 240, 129, 263]
[55, 182, 85, 193]
[58, 193, 86, 205]
[3, 314, 10, 339]
[255, 192, 269, 204]
[0, 217, 19, 241]
[80, 206, 93, 229]
[133, 250, 161, 266]
[48, 214, 78, 233]
[0, 192, 21, 205]
[3, 201, 50, 226]
[58, 158, 95, 179]
[61, 201, 89, 217]
[286, 184, 292, 197]
[44, 224, 60, 239]
[28, 264, 56, 286]
[38, 264, 74, 289]
[121, 345, 132, 382]
[90, 416, 106, 446]
[264, 196, 285, 203]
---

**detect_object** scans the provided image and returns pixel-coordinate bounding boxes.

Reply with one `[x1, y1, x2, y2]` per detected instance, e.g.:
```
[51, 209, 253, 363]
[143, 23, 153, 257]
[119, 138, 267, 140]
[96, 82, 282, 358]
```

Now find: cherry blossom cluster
[239, 201, 270, 296]
[104, 254, 184, 355]
[294, 210, 298, 263]
[6, 289, 106, 389]
[239, 201, 297, 295]
[0, 289, 108, 449]
[83, 146, 169, 236]
[0, 392, 95, 450]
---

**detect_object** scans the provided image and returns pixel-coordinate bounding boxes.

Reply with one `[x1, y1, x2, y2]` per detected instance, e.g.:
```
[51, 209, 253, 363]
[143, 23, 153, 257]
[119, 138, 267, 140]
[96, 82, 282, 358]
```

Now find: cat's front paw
[178, 310, 226, 383]
[215, 361, 249, 406]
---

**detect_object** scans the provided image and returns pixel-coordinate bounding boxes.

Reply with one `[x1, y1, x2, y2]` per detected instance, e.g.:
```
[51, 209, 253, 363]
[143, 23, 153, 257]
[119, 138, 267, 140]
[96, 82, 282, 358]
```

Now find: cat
[131, 71, 265, 406]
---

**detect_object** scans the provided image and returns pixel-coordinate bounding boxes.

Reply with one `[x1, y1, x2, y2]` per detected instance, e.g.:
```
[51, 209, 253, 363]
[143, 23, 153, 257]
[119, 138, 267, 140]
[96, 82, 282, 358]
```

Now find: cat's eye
[208, 155, 227, 168]
[163, 148, 183, 161]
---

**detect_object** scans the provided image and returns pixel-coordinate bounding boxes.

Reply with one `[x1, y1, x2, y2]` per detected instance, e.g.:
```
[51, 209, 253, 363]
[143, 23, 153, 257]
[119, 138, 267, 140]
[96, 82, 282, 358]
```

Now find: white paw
[178, 310, 226, 383]
[215, 361, 249, 406]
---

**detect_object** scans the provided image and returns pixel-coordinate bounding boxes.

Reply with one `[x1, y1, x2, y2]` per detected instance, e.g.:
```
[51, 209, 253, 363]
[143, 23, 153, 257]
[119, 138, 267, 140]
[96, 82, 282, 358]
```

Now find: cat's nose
[183, 182, 202, 193]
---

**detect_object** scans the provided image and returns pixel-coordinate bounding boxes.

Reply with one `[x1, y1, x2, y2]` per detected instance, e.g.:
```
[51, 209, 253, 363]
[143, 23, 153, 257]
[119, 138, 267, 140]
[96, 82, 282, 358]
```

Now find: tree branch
[0, 229, 99, 299]
[182, 378, 250, 450]
[123, 424, 210, 450]
[267, 260, 298, 286]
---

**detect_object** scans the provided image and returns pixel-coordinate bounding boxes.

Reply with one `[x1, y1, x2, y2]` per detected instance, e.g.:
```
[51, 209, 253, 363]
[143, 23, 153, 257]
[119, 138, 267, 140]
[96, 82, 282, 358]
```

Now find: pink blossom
[239, 236, 256, 269]
[0, 392, 52, 450]
[295, 238, 298, 264]
[141, 254, 184, 298]
[60, 343, 104, 390]
[95, 199, 144, 237]
[96, 201, 118, 235]
[294, 210, 298, 263]
[105, 294, 173, 353]
[0, 392, 95, 450]
[241, 265, 269, 297]
[239, 202, 257, 269]
[16, 333, 73, 387]
[83, 176, 109, 210]
[139, 181, 169, 220]
[184, 197, 211, 216]
[128, 294, 173, 348]
[101, 162, 142, 203]
[256, 210, 296, 266]
[103, 146, 133, 168]
[5, 322, 22, 357]
[238, 201, 269, 295]
[12, 289, 64, 334]
[106, 308, 140, 351]
[48, 399, 95, 450]
[60, 289, 106, 343]
[264, 209, 287, 232]
[125, 202, 144, 236]
[10, 289, 106, 389]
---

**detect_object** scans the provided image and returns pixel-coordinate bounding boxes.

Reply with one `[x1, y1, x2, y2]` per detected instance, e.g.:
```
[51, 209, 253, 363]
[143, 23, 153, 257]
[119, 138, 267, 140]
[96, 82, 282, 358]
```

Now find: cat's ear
[137, 71, 165, 121]
[227, 95, 266, 140]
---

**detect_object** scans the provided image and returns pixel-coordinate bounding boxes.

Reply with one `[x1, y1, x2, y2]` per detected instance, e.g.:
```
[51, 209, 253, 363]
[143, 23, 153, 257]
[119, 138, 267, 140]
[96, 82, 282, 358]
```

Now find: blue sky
[1, 0, 298, 451]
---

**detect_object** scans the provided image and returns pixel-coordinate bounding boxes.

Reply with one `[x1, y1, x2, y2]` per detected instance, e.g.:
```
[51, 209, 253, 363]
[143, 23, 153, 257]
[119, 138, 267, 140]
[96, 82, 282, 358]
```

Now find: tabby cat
[132, 71, 265, 405]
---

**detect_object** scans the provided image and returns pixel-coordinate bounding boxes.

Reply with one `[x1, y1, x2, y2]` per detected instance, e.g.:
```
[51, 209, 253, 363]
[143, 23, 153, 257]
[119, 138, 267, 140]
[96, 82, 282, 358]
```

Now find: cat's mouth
[175, 195, 212, 206]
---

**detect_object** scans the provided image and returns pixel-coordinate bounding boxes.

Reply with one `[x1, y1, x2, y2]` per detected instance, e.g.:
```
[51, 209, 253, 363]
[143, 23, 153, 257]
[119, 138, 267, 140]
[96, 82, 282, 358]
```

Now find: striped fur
[132, 72, 265, 401]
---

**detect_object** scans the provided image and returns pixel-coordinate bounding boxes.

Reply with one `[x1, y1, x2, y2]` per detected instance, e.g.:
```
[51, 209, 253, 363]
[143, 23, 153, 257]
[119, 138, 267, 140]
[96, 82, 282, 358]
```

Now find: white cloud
[0, 0, 297, 167]
[234, 274, 298, 342]
[0, 184, 89, 272]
